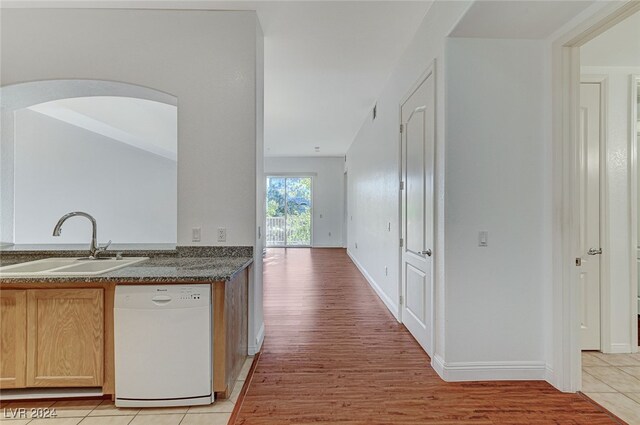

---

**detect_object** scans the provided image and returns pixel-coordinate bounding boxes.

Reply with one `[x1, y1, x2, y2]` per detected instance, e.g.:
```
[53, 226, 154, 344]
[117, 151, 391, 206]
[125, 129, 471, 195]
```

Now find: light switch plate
[479, 231, 488, 247]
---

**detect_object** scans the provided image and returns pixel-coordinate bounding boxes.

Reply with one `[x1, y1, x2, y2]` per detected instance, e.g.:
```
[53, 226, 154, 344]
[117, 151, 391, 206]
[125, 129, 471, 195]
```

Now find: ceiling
[581, 10, 640, 67]
[258, 2, 432, 157]
[450, 1, 595, 39]
[28, 97, 177, 160]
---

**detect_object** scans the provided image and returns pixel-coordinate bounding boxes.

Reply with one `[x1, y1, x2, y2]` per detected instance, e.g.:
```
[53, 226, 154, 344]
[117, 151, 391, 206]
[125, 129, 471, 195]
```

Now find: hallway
[235, 248, 621, 424]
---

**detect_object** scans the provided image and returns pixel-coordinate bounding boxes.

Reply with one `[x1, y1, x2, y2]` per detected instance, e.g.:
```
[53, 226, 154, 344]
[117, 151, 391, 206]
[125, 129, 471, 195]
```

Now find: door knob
[420, 249, 432, 257]
[587, 248, 602, 255]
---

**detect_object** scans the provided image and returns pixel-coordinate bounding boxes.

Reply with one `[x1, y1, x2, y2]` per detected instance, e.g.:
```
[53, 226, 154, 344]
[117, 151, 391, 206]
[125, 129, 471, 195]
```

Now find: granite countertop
[0, 246, 253, 284]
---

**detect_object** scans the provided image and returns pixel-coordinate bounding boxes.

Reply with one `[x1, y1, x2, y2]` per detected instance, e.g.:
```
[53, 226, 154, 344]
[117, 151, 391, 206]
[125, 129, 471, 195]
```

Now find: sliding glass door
[266, 176, 312, 247]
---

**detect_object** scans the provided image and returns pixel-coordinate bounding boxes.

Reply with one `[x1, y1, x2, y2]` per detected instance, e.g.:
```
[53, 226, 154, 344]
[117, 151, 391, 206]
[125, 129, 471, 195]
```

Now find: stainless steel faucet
[52, 211, 111, 259]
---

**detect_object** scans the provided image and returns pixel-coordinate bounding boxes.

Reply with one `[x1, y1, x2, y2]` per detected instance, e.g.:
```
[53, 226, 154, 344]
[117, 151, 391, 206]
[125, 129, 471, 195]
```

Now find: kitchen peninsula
[0, 246, 253, 402]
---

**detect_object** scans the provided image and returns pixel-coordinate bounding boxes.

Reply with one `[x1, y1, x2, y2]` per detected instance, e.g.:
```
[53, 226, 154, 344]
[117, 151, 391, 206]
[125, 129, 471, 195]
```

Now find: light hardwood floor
[235, 248, 622, 424]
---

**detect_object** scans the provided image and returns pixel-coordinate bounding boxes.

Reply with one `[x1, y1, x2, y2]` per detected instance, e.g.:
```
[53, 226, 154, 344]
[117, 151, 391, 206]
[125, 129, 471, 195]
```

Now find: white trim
[552, 0, 640, 393]
[312, 245, 345, 249]
[398, 62, 437, 356]
[264, 172, 318, 177]
[545, 365, 555, 384]
[343, 170, 348, 249]
[629, 74, 639, 353]
[347, 249, 400, 321]
[248, 322, 265, 355]
[432, 355, 548, 382]
[609, 343, 633, 354]
[431, 354, 446, 380]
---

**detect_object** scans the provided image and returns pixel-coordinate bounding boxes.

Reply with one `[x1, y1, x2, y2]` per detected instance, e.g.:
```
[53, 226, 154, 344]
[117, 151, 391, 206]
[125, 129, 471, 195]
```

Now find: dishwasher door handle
[151, 295, 172, 305]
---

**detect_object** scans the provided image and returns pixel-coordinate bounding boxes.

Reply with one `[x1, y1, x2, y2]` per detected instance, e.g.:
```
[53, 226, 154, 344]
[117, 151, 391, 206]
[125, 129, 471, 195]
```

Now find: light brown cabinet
[0, 290, 27, 389]
[213, 267, 249, 398]
[1, 266, 249, 397]
[0, 288, 103, 389]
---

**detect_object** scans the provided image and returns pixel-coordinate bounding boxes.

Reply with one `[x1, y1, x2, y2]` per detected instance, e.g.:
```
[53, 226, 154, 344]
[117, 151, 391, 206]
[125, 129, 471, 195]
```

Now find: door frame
[552, 0, 640, 392]
[579, 75, 610, 352]
[265, 174, 314, 248]
[343, 170, 348, 249]
[397, 62, 436, 357]
[631, 74, 640, 350]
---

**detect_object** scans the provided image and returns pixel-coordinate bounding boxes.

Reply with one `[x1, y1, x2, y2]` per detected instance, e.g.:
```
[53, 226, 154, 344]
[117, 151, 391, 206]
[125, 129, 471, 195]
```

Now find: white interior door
[579, 82, 602, 351]
[401, 70, 434, 355]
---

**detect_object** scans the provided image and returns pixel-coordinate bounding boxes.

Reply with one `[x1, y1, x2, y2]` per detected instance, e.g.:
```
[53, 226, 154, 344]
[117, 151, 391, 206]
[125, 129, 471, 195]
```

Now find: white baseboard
[248, 322, 265, 355]
[312, 245, 345, 248]
[431, 354, 446, 380]
[544, 365, 555, 386]
[431, 354, 547, 381]
[604, 343, 633, 354]
[347, 249, 399, 321]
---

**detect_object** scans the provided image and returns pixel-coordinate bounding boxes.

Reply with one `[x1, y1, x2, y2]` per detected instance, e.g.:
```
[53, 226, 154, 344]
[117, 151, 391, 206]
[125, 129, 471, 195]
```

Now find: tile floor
[0, 357, 253, 425]
[582, 351, 640, 425]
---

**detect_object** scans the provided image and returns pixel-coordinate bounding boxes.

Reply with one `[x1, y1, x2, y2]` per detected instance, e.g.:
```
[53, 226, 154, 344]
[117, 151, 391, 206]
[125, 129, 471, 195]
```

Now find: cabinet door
[26, 289, 103, 387]
[0, 290, 27, 389]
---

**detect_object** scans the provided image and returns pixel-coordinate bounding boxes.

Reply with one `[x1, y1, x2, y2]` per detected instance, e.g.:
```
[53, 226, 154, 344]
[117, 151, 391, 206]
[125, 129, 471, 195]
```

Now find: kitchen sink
[0, 257, 149, 277]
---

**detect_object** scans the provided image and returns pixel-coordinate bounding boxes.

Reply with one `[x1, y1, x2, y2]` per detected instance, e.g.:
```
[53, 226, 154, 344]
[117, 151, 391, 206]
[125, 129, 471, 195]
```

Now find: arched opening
[1, 80, 178, 245]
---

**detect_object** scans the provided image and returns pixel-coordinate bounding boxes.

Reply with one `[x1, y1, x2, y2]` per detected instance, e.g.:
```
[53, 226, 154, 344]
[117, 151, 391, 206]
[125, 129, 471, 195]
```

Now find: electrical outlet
[192, 227, 201, 242]
[217, 227, 227, 242]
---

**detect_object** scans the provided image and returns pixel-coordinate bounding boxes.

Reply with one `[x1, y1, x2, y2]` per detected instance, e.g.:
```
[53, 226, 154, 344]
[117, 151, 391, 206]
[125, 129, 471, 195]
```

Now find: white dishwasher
[114, 284, 213, 407]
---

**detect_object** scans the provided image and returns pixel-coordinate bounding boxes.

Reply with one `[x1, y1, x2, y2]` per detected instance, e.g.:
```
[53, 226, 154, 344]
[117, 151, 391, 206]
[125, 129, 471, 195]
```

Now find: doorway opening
[577, 10, 639, 355]
[265, 176, 312, 247]
[553, 1, 640, 415]
[635, 76, 640, 350]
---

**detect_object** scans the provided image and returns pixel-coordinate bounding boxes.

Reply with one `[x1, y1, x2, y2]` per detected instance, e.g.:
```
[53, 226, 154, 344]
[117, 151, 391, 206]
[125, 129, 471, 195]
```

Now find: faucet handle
[97, 240, 112, 254]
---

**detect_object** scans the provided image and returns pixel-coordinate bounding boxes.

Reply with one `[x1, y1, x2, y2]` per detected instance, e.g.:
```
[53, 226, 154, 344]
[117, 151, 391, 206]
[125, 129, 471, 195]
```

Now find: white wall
[581, 66, 640, 352]
[346, 0, 473, 358]
[444, 38, 549, 370]
[1, 107, 15, 244]
[347, 2, 557, 382]
[13, 108, 177, 244]
[0, 8, 259, 247]
[265, 156, 345, 247]
[580, 12, 640, 67]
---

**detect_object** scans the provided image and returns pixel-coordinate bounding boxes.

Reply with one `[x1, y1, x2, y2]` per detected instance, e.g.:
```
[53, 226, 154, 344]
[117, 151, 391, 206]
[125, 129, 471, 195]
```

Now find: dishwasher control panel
[178, 287, 204, 301]
[115, 284, 210, 309]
